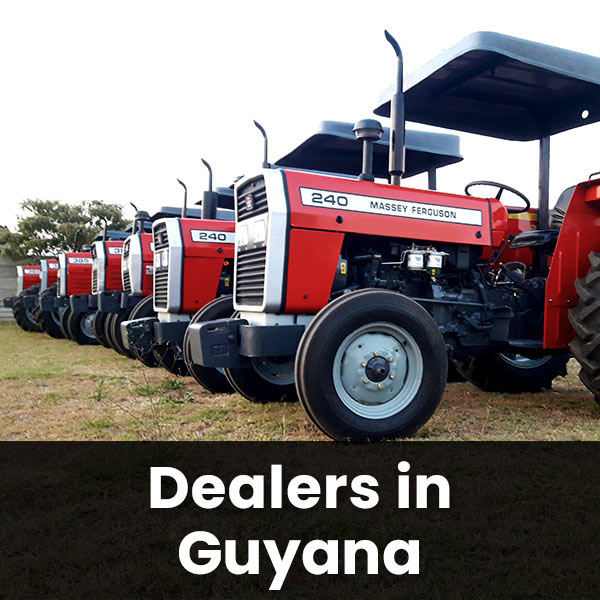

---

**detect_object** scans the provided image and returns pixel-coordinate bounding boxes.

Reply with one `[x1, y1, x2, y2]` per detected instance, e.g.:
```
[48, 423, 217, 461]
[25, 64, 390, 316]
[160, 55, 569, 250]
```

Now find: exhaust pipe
[177, 179, 188, 219]
[384, 30, 406, 186]
[253, 120, 270, 169]
[201, 158, 218, 220]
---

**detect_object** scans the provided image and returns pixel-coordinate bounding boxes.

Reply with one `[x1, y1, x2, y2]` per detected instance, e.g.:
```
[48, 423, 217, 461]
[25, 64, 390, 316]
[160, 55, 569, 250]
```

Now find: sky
[1, 0, 599, 228]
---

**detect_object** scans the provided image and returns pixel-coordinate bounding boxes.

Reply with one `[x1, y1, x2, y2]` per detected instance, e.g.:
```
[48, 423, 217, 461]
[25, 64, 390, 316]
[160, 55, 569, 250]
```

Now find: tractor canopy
[374, 31, 600, 141]
[275, 120, 462, 181]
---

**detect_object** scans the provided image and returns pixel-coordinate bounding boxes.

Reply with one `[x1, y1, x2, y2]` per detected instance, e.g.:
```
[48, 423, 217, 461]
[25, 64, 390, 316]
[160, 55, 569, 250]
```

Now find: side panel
[66, 253, 93, 296]
[544, 181, 600, 348]
[180, 219, 236, 259]
[22, 266, 41, 290]
[182, 257, 227, 313]
[47, 260, 59, 286]
[285, 229, 344, 313]
[141, 233, 154, 295]
[284, 170, 502, 248]
[105, 241, 124, 292]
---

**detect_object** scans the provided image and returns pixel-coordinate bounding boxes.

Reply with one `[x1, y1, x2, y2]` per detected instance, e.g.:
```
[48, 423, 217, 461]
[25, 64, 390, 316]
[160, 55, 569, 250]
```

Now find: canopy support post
[538, 135, 550, 230]
[427, 167, 437, 191]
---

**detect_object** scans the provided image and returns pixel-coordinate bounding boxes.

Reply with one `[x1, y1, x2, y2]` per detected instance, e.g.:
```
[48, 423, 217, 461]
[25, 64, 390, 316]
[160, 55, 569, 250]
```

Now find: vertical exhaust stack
[253, 120, 270, 169]
[201, 158, 218, 220]
[100, 217, 108, 241]
[384, 30, 406, 186]
[177, 179, 188, 219]
[73, 228, 82, 252]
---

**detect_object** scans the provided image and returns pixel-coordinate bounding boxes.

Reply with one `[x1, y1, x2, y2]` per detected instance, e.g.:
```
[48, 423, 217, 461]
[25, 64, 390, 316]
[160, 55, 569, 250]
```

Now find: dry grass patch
[1, 321, 599, 440]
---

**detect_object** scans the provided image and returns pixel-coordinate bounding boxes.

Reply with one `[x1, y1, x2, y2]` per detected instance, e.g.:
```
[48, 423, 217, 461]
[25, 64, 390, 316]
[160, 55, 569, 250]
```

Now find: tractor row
[6, 30, 600, 440]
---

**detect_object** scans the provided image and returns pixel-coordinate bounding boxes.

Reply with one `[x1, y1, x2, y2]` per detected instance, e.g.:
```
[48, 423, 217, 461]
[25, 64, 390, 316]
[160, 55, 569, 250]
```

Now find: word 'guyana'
[151, 463, 450, 590]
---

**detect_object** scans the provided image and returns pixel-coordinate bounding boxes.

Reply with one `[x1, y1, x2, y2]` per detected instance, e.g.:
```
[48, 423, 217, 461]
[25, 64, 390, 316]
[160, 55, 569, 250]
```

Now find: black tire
[456, 352, 569, 392]
[66, 308, 98, 345]
[108, 310, 135, 358]
[569, 251, 600, 395]
[34, 283, 64, 339]
[183, 297, 234, 394]
[127, 295, 158, 367]
[295, 289, 447, 441]
[93, 310, 112, 348]
[12, 285, 43, 332]
[59, 305, 74, 340]
[152, 344, 189, 376]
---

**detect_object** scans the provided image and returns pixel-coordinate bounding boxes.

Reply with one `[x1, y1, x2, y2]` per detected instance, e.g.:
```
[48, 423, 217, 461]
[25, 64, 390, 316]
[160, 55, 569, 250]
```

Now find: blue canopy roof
[374, 32, 600, 141]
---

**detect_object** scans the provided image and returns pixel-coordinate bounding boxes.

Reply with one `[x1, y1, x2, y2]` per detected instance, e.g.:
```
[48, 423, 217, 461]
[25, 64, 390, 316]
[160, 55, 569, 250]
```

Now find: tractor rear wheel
[184, 296, 234, 394]
[456, 352, 569, 393]
[66, 308, 98, 345]
[127, 295, 158, 367]
[93, 311, 112, 348]
[34, 283, 64, 339]
[12, 285, 42, 333]
[295, 289, 447, 441]
[569, 251, 600, 395]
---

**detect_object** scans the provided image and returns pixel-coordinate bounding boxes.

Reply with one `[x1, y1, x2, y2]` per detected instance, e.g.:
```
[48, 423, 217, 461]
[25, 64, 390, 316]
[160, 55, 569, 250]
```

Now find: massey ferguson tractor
[123, 122, 465, 392]
[188, 31, 600, 440]
[31, 258, 62, 338]
[122, 173, 236, 388]
[6, 264, 42, 332]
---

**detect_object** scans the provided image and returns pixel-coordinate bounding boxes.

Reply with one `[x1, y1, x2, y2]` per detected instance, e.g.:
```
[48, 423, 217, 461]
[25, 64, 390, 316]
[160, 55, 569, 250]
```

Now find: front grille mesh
[234, 247, 266, 306]
[123, 271, 132, 294]
[153, 222, 169, 309]
[91, 267, 98, 294]
[237, 177, 267, 222]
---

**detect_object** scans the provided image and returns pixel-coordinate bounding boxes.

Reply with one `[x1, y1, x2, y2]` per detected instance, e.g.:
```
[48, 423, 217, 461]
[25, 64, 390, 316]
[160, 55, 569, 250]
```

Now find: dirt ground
[1, 320, 599, 441]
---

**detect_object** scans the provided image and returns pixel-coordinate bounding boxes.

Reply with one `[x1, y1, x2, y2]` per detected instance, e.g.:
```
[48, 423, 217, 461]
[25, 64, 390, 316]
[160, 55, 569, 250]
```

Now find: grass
[1, 320, 600, 440]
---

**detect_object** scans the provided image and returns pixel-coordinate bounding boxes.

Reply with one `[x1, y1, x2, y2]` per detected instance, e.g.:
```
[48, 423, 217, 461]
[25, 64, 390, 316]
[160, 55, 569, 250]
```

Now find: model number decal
[146, 265, 154, 275]
[68, 257, 93, 265]
[49, 263, 59, 269]
[190, 230, 235, 244]
[108, 247, 123, 255]
[300, 188, 483, 226]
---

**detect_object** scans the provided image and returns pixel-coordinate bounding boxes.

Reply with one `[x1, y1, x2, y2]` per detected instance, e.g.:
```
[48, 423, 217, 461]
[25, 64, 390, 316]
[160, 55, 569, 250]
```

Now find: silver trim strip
[16, 266, 23, 295]
[233, 169, 289, 313]
[153, 218, 183, 313]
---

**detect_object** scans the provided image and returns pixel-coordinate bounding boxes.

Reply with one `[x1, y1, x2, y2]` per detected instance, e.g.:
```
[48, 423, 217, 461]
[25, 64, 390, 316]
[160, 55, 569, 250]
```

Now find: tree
[0, 199, 128, 259]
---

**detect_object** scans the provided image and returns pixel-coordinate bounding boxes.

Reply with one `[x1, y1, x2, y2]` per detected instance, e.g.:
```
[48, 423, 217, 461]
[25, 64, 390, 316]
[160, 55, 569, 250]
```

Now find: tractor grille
[237, 177, 267, 222]
[153, 222, 169, 309]
[91, 266, 98, 294]
[123, 270, 132, 294]
[154, 223, 169, 250]
[234, 247, 266, 306]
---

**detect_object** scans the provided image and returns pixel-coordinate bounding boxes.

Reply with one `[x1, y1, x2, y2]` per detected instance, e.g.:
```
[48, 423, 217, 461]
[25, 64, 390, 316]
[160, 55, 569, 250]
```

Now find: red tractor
[31, 258, 62, 338]
[6, 264, 42, 332]
[189, 31, 600, 440]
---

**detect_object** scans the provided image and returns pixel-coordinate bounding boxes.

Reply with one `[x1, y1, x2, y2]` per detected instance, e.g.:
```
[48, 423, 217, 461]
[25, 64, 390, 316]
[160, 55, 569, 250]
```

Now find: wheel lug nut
[388, 357, 393, 363]
[377, 383, 383, 390]
[390, 374, 395, 379]
[362, 377, 369, 384]
[361, 362, 366, 367]
[373, 351, 379, 357]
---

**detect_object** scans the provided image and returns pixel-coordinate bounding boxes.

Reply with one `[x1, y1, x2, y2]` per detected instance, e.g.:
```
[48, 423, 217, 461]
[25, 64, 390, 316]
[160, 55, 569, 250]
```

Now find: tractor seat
[510, 229, 559, 253]
[509, 185, 576, 254]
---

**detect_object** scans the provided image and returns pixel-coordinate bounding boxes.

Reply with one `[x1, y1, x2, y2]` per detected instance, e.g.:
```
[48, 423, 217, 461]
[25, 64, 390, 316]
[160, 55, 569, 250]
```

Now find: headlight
[251, 219, 267, 245]
[154, 249, 169, 268]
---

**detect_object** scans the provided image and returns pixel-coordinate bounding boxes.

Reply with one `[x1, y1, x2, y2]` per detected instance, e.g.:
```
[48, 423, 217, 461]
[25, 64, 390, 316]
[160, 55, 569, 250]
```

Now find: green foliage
[0, 199, 128, 258]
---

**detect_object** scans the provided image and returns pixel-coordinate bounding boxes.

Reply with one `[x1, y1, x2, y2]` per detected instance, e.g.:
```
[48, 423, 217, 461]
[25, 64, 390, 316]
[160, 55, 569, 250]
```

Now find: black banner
[1, 443, 599, 598]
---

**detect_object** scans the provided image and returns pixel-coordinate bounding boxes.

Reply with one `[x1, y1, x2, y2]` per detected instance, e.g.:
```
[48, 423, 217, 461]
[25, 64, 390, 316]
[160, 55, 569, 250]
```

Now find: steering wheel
[464, 180, 531, 214]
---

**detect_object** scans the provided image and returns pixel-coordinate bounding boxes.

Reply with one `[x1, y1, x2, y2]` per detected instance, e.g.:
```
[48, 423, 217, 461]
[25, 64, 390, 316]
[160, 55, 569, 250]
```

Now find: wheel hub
[333, 323, 423, 420]
[365, 356, 390, 382]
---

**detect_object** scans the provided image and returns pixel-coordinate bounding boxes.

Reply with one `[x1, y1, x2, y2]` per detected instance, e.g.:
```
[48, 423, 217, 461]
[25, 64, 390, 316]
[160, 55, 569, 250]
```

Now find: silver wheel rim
[51, 311, 60, 326]
[81, 313, 96, 339]
[497, 354, 552, 370]
[333, 322, 423, 420]
[25, 307, 37, 324]
[251, 357, 295, 385]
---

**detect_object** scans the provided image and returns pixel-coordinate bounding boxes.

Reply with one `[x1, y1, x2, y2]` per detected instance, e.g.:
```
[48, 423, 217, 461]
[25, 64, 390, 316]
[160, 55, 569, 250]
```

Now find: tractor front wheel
[12, 285, 42, 333]
[152, 344, 189, 376]
[93, 311, 112, 348]
[295, 289, 447, 441]
[66, 308, 98, 345]
[184, 297, 234, 394]
[569, 251, 600, 395]
[127, 295, 158, 367]
[34, 283, 64, 339]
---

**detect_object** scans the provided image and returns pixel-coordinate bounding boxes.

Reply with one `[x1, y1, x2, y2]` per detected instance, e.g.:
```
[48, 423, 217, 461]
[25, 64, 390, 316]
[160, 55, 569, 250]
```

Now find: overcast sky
[1, 0, 599, 228]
